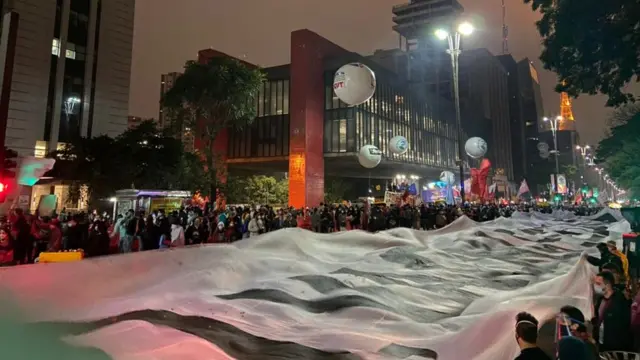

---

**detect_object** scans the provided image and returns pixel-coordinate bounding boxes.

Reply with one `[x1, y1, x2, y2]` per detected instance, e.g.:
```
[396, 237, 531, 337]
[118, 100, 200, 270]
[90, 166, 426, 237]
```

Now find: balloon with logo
[439, 171, 455, 185]
[357, 145, 382, 169]
[333, 63, 376, 106]
[464, 137, 487, 159]
[389, 135, 409, 155]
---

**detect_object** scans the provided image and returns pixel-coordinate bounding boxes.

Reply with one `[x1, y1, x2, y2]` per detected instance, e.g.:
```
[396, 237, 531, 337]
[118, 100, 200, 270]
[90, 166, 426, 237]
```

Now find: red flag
[470, 159, 492, 200]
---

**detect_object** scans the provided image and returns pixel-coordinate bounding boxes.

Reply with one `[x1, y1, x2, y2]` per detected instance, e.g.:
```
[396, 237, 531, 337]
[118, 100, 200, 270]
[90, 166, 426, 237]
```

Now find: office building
[392, 0, 464, 50]
[159, 72, 181, 129]
[497, 55, 545, 189]
[199, 29, 462, 207]
[158, 71, 195, 152]
[0, 0, 134, 156]
[458, 49, 512, 180]
[380, 1, 515, 181]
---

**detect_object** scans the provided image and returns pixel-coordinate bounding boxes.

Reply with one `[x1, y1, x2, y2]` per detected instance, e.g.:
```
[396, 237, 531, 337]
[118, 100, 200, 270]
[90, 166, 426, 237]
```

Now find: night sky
[130, 0, 623, 145]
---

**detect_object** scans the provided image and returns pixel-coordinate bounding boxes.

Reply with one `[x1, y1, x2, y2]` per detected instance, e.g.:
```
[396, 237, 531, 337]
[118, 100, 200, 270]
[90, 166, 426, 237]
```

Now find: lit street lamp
[543, 116, 563, 196]
[575, 144, 590, 157]
[434, 21, 474, 202]
[64, 96, 81, 115]
[575, 145, 590, 184]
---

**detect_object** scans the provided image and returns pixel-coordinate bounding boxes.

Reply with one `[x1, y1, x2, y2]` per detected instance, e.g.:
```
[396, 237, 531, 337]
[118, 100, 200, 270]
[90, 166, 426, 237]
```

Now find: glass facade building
[204, 29, 464, 207]
[228, 66, 459, 171]
[227, 78, 290, 159]
[323, 70, 458, 169]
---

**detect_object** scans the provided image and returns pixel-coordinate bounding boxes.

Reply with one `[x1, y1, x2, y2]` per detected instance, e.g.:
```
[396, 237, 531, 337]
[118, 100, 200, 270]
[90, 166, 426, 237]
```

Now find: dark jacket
[587, 252, 623, 273]
[514, 347, 552, 360]
[594, 290, 632, 352]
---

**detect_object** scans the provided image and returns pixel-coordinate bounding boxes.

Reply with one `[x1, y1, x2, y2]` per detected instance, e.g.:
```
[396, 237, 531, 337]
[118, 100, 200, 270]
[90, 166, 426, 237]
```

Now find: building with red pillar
[197, 30, 464, 208]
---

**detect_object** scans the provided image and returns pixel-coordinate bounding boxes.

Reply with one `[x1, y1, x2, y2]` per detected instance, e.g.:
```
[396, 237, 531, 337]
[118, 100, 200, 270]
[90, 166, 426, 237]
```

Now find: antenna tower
[502, 0, 509, 54]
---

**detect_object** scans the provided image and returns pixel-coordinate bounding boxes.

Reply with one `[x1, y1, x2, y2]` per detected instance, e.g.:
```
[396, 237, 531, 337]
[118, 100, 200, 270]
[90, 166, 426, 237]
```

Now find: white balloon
[357, 145, 382, 169]
[465, 137, 487, 159]
[333, 63, 376, 106]
[537, 142, 549, 152]
[389, 135, 409, 155]
[539, 149, 550, 159]
[439, 171, 455, 185]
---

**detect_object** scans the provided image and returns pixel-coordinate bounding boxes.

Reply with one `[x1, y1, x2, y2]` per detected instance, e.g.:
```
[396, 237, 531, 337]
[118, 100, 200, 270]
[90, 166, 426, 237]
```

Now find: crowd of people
[514, 240, 640, 359]
[0, 200, 636, 359]
[0, 202, 603, 266]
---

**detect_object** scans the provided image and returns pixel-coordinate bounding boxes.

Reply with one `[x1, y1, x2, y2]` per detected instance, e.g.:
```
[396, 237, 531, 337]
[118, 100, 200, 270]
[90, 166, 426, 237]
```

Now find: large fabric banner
[0, 209, 625, 359]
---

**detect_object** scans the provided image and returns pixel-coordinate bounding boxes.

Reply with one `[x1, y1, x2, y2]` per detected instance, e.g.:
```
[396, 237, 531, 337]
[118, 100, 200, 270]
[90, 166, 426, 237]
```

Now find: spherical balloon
[537, 142, 549, 152]
[333, 63, 376, 106]
[357, 145, 382, 169]
[439, 171, 455, 185]
[389, 135, 409, 155]
[464, 137, 487, 159]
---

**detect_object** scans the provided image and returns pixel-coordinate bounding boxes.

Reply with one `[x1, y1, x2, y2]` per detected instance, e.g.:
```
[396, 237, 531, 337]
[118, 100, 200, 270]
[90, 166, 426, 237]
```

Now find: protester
[557, 336, 593, 360]
[593, 271, 632, 352]
[0, 226, 14, 266]
[558, 305, 598, 358]
[606, 240, 629, 281]
[514, 312, 552, 359]
[587, 242, 625, 274]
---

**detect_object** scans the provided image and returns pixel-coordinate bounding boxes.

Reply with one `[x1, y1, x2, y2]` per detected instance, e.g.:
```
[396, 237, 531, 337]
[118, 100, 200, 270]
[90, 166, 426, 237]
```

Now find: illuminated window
[51, 38, 78, 59]
[51, 39, 60, 56]
[34, 140, 47, 158]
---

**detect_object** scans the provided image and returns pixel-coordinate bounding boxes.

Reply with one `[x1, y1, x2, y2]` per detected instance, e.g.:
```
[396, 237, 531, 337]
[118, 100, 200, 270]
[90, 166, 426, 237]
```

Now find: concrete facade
[1, 0, 134, 156]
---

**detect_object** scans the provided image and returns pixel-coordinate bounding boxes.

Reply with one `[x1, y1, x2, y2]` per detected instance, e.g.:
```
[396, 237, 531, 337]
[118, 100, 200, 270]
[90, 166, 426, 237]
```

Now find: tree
[596, 113, 640, 162]
[225, 175, 288, 205]
[523, 0, 640, 106]
[607, 103, 640, 127]
[596, 110, 640, 197]
[161, 57, 266, 195]
[50, 120, 207, 206]
[324, 178, 352, 204]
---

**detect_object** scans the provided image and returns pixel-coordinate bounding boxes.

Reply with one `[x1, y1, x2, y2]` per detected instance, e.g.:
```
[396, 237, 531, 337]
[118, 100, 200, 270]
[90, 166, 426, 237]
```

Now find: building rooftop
[392, 0, 464, 39]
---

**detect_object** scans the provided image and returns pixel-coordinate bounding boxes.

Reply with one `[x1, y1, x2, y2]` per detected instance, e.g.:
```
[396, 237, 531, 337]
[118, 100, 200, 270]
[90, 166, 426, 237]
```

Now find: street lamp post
[543, 116, 563, 196]
[435, 22, 474, 202]
[575, 144, 590, 185]
[594, 167, 603, 195]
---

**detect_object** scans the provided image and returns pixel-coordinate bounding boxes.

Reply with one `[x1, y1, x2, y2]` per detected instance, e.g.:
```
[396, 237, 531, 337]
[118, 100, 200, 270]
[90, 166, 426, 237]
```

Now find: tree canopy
[595, 109, 640, 197]
[524, 0, 640, 106]
[161, 57, 265, 194]
[225, 175, 288, 205]
[50, 120, 208, 205]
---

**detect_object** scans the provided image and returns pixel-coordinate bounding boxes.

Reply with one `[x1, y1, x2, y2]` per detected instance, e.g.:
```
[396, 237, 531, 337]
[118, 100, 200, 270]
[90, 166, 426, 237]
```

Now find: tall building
[383, 1, 514, 181]
[516, 58, 546, 190]
[539, 92, 580, 192]
[496, 55, 525, 182]
[1, 0, 135, 156]
[558, 92, 576, 131]
[196, 30, 461, 207]
[458, 49, 513, 180]
[158, 72, 181, 128]
[158, 71, 194, 152]
[497, 54, 546, 191]
[392, 0, 464, 49]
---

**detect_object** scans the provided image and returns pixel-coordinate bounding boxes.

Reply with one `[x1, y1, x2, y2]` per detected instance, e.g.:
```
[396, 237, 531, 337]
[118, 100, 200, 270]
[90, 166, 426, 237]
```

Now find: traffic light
[0, 147, 18, 203]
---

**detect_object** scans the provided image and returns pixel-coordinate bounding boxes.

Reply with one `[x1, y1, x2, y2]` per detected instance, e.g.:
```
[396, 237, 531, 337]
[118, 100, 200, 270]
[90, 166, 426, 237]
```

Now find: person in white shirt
[170, 217, 185, 247]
